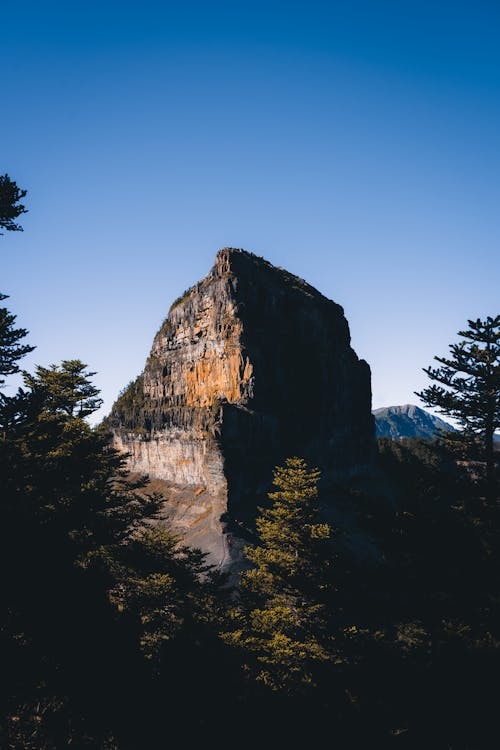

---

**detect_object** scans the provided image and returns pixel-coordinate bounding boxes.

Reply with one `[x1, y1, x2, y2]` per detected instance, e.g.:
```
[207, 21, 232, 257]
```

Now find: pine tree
[3, 360, 161, 554]
[0, 180, 230, 745]
[23, 359, 103, 417]
[416, 316, 500, 498]
[0, 173, 27, 233]
[0, 351, 231, 746]
[0, 293, 34, 385]
[0, 359, 165, 747]
[0, 173, 32, 424]
[0, 294, 35, 438]
[222, 457, 334, 692]
[109, 526, 224, 664]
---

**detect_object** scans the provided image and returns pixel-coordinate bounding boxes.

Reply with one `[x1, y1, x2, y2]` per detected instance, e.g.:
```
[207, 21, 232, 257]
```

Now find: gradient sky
[2, 0, 499, 423]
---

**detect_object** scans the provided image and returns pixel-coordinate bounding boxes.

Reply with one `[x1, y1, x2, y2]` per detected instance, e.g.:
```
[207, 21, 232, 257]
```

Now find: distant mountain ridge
[373, 404, 454, 440]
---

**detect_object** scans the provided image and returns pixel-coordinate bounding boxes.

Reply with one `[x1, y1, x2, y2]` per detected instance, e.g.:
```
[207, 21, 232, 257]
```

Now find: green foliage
[0, 338, 210, 745]
[1, 195, 499, 744]
[3, 361, 161, 552]
[109, 526, 224, 666]
[169, 286, 194, 312]
[24, 360, 103, 418]
[0, 293, 34, 386]
[0, 173, 27, 233]
[416, 315, 500, 494]
[0, 356, 153, 744]
[103, 374, 149, 433]
[0, 182, 234, 746]
[106, 370, 188, 438]
[222, 457, 334, 692]
[0, 298, 231, 746]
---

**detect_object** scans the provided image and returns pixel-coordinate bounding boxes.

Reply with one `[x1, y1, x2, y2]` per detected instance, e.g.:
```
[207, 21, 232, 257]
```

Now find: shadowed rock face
[107, 248, 375, 569]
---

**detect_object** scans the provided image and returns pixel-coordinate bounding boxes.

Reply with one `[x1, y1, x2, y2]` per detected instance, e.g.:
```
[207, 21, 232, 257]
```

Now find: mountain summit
[107, 248, 375, 568]
[373, 404, 454, 440]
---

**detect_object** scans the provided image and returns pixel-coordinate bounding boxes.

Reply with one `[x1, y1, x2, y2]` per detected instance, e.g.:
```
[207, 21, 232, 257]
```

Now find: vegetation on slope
[2, 182, 499, 747]
[1, 288, 499, 745]
[103, 374, 149, 433]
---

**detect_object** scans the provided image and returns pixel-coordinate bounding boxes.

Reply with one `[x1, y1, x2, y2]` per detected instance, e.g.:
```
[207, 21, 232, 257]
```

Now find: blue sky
[2, 0, 499, 423]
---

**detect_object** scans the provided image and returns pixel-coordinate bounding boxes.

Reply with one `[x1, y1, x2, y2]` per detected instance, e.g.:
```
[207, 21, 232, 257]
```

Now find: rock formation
[107, 248, 374, 568]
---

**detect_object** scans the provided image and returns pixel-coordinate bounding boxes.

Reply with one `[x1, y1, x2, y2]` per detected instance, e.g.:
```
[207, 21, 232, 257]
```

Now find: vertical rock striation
[107, 248, 374, 568]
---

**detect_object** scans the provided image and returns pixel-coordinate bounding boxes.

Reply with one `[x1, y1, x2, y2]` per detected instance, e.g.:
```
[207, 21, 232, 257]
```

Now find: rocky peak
[108, 248, 375, 569]
[373, 404, 455, 440]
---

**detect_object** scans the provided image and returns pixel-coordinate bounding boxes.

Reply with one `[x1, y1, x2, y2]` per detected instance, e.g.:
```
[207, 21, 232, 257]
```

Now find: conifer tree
[222, 457, 334, 692]
[0, 294, 34, 385]
[0, 173, 32, 423]
[416, 316, 500, 497]
[110, 526, 224, 664]
[0, 358, 164, 746]
[0, 173, 27, 233]
[3, 360, 161, 553]
[0, 350, 228, 746]
[0, 179, 229, 746]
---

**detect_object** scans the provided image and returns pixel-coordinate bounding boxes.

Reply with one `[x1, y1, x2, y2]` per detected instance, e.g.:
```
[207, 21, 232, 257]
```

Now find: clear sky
[2, 0, 499, 423]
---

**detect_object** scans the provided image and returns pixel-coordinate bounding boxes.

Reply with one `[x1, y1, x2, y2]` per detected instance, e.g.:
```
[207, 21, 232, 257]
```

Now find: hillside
[373, 403, 455, 440]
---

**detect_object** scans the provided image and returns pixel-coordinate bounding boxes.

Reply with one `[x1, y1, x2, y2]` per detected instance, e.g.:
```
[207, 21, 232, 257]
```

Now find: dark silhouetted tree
[0, 294, 34, 386]
[416, 315, 500, 499]
[0, 174, 32, 387]
[0, 173, 27, 233]
[0, 358, 165, 747]
[0, 348, 229, 747]
[0, 175, 32, 428]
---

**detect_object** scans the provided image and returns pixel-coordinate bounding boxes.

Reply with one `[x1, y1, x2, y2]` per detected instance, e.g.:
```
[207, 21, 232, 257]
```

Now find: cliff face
[108, 248, 374, 568]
